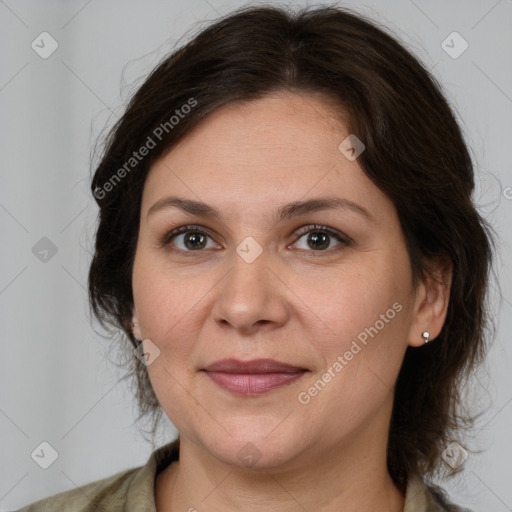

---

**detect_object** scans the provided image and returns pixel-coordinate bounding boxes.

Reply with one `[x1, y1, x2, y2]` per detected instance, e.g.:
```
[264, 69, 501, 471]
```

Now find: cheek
[132, 253, 199, 347]
[299, 272, 410, 431]
[312, 259, 408, 342]
[301, 254, 412, 407]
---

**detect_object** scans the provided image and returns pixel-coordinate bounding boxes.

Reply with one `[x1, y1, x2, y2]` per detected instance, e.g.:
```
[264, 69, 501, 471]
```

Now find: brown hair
[88, 4, 495, 492]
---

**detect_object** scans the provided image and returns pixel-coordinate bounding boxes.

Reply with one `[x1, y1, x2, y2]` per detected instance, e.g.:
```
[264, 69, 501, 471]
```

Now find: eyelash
[157, 224, 352, 256]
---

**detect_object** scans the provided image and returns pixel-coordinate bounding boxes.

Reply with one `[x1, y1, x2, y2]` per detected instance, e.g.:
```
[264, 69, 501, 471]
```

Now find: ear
[131, 309, 143, 340]
[407, 256, 452, 347]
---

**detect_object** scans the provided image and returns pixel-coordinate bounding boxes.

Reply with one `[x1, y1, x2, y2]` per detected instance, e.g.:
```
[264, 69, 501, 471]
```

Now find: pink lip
[202, 359, 308, 396]
[203, 358, 306, 373]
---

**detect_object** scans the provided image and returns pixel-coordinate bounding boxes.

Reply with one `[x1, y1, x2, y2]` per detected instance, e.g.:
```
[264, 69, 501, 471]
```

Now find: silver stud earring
[422, 331, 430, 344]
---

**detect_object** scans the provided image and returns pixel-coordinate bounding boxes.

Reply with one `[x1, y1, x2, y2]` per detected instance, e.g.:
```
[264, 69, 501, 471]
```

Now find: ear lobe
[131, 311, 143, 340]
[407, 257, 452, 347]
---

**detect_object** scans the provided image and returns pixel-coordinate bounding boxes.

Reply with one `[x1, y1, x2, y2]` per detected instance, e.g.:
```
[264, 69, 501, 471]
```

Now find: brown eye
[181, 232, 208, 250]
[159, 225, 217, 252]
[293, 225, 351, 252]
[308, 231, 330, 250]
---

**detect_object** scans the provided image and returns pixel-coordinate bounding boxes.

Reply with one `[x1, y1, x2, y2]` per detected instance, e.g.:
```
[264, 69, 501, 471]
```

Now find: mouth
[203, 358, 307, 373]
[201, 358, 309, 396]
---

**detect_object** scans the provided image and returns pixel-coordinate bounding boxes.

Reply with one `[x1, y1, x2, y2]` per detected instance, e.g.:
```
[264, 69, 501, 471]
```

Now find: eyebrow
[147, 195, 375, 224]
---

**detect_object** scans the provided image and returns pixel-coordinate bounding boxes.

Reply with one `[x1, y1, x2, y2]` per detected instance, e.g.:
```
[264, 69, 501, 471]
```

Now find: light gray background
[1, 0, 511, 510]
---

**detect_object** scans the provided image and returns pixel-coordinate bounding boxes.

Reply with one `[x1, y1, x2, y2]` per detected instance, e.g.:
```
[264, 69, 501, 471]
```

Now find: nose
[211, 244, 290, 335]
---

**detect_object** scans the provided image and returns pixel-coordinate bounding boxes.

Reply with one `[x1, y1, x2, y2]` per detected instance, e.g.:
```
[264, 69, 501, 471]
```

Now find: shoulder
[405, 475, 473, 512]
[12, 465, 141, 512]
[425, 483, 473, 512]
[13, 439, 180, 512]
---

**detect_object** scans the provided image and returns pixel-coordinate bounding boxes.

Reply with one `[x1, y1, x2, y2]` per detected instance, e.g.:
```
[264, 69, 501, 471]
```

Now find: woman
[16, 4, 494, 511]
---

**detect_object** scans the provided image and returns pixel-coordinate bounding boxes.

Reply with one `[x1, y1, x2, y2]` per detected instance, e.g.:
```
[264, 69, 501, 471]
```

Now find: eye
[292, 224, 351, 252]
[158, 224, 352, 255]
[158, 225, 219, 253]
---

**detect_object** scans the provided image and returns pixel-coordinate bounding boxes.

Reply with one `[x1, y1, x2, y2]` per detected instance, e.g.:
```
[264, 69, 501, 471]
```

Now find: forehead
[167, 92, 342, 160]
[141, 91, 389, 222]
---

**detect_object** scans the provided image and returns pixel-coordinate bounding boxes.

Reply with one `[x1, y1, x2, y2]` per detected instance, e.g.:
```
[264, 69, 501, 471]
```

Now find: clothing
[14, 438, 469, 511]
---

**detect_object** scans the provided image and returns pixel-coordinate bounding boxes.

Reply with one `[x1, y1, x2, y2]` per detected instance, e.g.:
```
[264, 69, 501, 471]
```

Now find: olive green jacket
[14, 438, 469, 511]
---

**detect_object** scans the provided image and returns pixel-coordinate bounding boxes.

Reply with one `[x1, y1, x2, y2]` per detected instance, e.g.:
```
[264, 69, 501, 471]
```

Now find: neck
[155, 406, 404, 512]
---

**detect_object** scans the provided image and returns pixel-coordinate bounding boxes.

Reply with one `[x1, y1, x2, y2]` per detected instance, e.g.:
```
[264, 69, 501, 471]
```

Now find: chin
[194, 423, 308, 471]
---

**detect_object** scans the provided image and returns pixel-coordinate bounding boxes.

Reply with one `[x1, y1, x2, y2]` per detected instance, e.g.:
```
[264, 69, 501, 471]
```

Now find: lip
[203, 358, 306, 373]
[202, 358, 308, 396]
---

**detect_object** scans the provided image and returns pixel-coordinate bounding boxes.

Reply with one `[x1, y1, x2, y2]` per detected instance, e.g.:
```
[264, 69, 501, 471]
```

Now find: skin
[131, 90, 452, 512]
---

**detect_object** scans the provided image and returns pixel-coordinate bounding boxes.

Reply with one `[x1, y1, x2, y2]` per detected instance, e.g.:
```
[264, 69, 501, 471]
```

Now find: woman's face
[131, 91, 428, 470]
